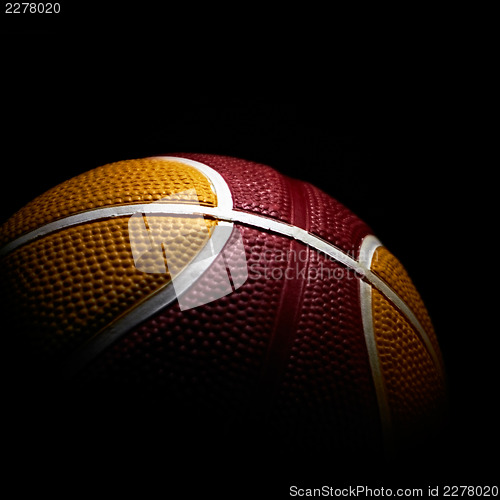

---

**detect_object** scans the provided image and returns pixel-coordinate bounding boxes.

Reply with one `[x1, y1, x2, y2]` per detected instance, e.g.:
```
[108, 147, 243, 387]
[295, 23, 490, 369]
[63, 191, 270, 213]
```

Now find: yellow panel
[371, 246, 443, 368]
[0, 158, 217, 246]
[372, 289, 447, 439]
[0, 215, 217, 363]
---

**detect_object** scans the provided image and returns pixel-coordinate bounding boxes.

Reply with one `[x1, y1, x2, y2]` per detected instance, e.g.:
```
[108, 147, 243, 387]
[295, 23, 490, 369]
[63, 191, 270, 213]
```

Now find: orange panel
[0, 216, 217, 363]
[371, 246, 443, 369]
[371, 289, 447, 440]
[368, 246, 447, 443]
[0, 158, 217, 245]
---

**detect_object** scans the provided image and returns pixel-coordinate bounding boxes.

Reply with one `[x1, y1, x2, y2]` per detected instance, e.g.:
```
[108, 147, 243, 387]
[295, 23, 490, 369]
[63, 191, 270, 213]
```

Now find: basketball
[0, 153, 447, 456]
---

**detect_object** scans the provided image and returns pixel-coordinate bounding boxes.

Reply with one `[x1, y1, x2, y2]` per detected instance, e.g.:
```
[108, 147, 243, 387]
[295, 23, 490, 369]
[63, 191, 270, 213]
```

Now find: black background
[1, 9, 496, 497]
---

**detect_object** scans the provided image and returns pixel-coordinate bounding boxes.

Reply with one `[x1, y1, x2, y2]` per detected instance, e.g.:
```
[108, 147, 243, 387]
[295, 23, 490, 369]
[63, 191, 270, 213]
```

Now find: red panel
[171, 153, 372, 256]
[77, 153, 381, 452]
[172, 153, 293, 222]
[78, 226, 380, 450]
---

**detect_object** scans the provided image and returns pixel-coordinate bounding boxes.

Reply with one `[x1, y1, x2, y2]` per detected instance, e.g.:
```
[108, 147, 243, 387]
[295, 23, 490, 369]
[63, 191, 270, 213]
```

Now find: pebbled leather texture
[1, 153, 444, 457]
[75, 154, 380, 452]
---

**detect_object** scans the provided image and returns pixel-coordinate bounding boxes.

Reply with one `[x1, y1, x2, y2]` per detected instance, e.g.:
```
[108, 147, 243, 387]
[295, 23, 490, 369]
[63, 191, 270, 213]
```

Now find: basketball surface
[0, 153, 447, 455]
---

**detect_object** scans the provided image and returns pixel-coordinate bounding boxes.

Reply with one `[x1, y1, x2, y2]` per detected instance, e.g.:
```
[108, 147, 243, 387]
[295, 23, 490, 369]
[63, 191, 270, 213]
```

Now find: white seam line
[152, 156, 234, 210]
[0, 202, 444, 375]
[359, 235, 393, 447]
[0, 205, 362, 270]
[63, 282, 177, 378]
